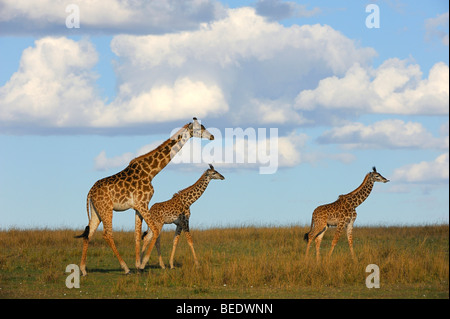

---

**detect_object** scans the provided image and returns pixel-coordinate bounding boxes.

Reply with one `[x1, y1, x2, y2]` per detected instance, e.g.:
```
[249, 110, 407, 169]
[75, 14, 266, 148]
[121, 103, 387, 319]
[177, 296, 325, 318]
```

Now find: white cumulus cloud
[425, 11, 449, 46]
[1, 7, 447, 136]
[111, 7, 374, 73]
[295, 59, 449, 116]
[0, 37, 103, 129]
[92, 77, 229, 127]
[110, 7, 376, 127]
[392, 153, 449, 183]
[0, 0, 225, 35]
[318, 119, 449, 150]
[0, 37, 228, 132]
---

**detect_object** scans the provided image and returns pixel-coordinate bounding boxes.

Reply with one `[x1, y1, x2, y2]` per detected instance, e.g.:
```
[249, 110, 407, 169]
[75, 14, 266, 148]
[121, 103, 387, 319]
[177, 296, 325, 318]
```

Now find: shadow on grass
[86, 267, 124, 274]
[87, 262, 185, 274]
[137, 262, 184, 272]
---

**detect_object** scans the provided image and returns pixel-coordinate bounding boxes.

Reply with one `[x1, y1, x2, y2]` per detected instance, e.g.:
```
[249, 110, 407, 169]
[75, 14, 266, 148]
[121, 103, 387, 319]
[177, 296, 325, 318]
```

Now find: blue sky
[0, 0, 448, 231]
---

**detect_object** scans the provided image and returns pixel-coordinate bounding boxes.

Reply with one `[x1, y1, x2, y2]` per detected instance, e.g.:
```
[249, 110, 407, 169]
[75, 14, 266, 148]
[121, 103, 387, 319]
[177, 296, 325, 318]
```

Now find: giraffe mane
[172, 192, 181, 198]
[129, 123, 190, 165]
[345, 173, 371, 197]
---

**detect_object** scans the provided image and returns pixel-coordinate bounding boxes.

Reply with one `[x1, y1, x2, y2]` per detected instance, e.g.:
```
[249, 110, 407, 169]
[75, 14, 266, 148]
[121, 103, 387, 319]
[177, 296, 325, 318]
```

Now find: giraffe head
[205, 164, 225, 180]
[370, 166, 389, 183]
[188, 117, 214, 140]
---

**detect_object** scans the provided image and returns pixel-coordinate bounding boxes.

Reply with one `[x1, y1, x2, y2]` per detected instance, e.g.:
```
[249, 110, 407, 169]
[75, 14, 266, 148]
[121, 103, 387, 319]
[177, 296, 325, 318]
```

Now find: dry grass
[0, 225, 448, 298]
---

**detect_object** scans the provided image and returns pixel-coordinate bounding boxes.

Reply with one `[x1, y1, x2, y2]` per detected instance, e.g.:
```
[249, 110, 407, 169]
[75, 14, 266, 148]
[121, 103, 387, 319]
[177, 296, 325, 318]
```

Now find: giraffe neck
[343, 173, 375, 208]
[178, 172, 211, 207]
[129, 124, 191, 180]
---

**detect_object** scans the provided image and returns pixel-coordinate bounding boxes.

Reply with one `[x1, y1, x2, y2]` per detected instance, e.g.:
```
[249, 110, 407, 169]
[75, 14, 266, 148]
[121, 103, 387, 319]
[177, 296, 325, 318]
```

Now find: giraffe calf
[139, 164, 225, 270]
[304, 167, 389, 261]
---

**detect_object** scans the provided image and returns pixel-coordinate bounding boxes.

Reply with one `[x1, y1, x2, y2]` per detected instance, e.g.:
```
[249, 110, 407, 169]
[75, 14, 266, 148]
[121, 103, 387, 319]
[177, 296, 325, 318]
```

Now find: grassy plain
[0, 225, 448, 299]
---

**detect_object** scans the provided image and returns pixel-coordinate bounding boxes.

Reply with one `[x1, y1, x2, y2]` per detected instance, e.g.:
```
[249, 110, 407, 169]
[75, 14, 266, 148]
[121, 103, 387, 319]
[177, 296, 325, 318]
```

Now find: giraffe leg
[79, 210, 101, 276]
[102, 218, 130, 275]
[305, 223, 327, 260]
[305, 226, 314, 257]
[134, 212, 143, 269]
[155, 235, 166, 269]
[346, 217, 356, 260]
[184, 231, 199, 267]
[315, 230, 327, 262]
[141, 228, 153, 255]
[328, 222, 345, 258]
[169, 225, 182, 269]
[140, 223, 160, 270]
[179, 214, 199, 267]
[140, 229, 164, 269]
[305, 239, 312, 257]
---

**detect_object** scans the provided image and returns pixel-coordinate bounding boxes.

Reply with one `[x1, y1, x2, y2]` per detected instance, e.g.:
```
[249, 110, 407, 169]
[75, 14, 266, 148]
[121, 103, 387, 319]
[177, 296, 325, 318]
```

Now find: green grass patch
[0, 225, 448, 299]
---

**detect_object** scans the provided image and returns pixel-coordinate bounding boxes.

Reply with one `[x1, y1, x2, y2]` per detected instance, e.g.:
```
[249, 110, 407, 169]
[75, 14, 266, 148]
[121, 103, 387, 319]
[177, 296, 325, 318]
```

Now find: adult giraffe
[75, 118, 214, 276]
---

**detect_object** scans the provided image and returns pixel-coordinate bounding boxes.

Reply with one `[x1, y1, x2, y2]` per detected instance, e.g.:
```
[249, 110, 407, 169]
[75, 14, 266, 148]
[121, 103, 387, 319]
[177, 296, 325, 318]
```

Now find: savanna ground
[0, 225, 448, 299]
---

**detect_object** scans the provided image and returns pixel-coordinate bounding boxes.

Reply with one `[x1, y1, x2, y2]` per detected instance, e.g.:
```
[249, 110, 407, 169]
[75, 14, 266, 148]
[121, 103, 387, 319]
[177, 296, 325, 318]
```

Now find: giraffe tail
[74, 226, 90, 239]
[304, 218, 314, 242]
[74, 193, 92, 239]
[303, 232, 310, 242]
[86, 192, 92, 221]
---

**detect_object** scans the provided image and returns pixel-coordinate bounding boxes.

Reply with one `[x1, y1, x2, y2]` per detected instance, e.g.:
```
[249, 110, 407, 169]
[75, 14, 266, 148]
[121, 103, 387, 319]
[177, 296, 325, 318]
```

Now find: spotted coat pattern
[304, 167, 389, 261]
[77, 119, 214, 276]
[140, 165, 225, 270]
